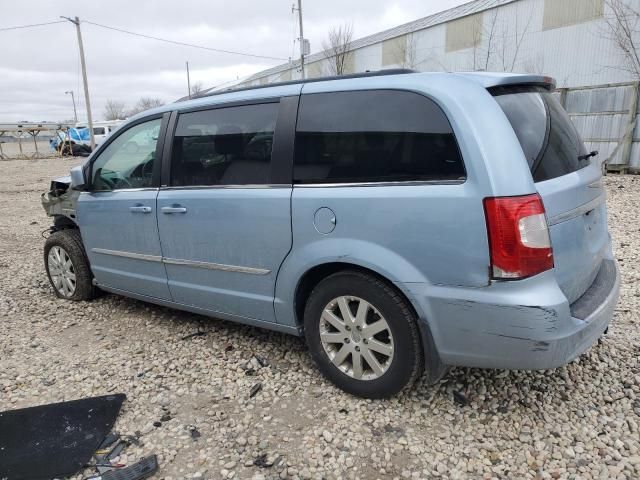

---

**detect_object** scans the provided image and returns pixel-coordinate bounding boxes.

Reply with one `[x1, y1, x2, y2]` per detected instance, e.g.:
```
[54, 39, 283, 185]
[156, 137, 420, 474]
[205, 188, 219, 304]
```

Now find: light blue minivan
[42, 70, 620, 398]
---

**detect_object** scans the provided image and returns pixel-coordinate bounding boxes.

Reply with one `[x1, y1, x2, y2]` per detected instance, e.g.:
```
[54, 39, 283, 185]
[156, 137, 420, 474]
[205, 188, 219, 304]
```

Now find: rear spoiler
[454, 73, 556, 91]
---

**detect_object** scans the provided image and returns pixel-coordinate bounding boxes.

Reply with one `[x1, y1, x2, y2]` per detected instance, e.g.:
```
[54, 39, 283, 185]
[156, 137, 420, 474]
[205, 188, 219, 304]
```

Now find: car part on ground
[0, 394, 125, 480]
[90, 455, 159, 480]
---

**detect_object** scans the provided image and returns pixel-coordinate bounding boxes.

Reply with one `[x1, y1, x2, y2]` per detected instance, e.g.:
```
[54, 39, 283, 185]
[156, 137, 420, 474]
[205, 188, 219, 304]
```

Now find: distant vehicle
[49, 128, 92, 156]
[41, 70, 620, 398]
[75, 120, 124, 147]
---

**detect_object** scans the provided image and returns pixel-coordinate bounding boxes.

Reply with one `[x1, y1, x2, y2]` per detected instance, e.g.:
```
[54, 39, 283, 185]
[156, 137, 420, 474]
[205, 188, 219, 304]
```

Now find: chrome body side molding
[162, 257, 271, 275]
[91, 248, 270, 275]
[91, 248, 163, 263]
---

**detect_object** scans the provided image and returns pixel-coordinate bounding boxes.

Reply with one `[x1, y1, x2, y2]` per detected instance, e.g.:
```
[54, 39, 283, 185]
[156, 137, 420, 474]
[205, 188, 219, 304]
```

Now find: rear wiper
[578, 150, 598, 161]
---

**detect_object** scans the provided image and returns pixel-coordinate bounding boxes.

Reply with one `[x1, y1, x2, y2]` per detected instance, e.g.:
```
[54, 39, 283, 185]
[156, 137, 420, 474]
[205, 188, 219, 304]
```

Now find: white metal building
[235, 0, 633, 89]
[218, 0, 639, 171]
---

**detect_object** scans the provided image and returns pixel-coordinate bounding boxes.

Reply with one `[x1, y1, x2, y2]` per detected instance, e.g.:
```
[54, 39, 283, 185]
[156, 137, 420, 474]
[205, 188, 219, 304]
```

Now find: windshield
[492, 86, 589, 182]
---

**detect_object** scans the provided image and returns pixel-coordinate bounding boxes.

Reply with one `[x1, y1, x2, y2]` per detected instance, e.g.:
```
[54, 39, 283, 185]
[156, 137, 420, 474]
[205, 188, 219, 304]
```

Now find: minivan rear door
[493, 86, 610, 303]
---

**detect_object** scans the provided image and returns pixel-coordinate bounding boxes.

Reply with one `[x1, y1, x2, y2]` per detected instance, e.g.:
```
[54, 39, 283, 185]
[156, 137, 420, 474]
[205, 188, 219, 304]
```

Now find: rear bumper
[401, 259, 620, 370]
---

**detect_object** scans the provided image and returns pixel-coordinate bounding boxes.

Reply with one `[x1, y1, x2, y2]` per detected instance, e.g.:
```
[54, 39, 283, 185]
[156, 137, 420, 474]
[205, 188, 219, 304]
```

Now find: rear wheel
[304, 270, 423, 398]
[44, 229, 95, 301]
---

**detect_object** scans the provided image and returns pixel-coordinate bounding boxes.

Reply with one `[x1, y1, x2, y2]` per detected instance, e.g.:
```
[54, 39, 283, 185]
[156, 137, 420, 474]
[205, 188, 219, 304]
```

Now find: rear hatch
[492, 85, 609, 304]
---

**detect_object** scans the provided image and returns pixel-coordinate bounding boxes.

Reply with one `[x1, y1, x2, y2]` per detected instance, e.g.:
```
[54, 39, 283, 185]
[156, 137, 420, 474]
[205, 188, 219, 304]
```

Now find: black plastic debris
[453, 390, 469, 406]
[186, 425, 201, 441]
[0, 394, 126, 480]
[255, 355, 268, 368]
[249, 382, 263, 398]
[253, 453, 269, 468]
[180, 330, 207, 341]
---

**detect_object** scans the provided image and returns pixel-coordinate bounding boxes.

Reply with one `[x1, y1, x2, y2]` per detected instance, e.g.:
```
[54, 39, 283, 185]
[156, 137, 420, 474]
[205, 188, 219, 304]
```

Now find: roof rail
[189, 69, 418, 101]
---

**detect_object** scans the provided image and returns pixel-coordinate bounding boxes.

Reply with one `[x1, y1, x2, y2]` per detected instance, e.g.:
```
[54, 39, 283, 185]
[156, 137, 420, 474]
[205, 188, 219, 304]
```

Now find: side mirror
[70, 165, 88, 191]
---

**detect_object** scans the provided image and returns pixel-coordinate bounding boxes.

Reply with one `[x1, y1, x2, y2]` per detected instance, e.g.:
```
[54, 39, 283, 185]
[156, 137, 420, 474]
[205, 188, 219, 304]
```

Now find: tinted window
[294, 90, 465, 184]
[94, 127, 106, 135]
[171, 103, 279, 186]
[493, 86, 589, 182]
[91, 118, 161, 191]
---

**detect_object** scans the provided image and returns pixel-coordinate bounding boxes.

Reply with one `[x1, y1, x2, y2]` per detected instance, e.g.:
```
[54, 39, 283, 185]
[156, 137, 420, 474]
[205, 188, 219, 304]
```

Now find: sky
[0, 0, 473, 123]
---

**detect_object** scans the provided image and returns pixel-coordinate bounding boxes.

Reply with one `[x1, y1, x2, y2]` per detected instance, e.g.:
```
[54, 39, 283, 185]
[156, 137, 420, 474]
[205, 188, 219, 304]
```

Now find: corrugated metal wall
[557, 82, 639, 171]
[240, 0, 637, 90]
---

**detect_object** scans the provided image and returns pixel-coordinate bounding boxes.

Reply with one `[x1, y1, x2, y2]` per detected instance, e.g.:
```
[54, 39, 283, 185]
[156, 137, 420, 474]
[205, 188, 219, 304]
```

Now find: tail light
[483, 194, 553, 280]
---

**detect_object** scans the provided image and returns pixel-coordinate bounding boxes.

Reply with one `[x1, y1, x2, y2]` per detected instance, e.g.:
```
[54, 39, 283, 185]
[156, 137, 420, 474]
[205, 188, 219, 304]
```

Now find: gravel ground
[0, 157, 639, 480]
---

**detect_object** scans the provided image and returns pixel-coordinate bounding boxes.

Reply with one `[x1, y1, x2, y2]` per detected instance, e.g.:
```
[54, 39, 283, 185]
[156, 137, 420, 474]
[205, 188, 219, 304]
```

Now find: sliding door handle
[129, 205, 152, 213]
[161, 206, 187, 214]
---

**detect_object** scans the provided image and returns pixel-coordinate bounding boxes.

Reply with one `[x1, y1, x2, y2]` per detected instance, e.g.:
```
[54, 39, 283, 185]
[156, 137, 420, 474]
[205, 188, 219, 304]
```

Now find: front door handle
[129, 205, 152, 214]
[161, 205, 187, 214]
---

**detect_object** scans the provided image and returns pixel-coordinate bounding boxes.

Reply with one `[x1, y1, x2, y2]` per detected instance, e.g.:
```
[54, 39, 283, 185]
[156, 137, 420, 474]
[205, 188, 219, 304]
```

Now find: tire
[44, 229, 95, 301]
[304, 270, 424, 398]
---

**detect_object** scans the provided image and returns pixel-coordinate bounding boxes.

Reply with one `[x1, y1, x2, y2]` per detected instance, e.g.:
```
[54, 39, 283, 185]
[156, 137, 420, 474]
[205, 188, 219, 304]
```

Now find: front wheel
[304, 270, 424, 398]
[44, 229, 95, 301]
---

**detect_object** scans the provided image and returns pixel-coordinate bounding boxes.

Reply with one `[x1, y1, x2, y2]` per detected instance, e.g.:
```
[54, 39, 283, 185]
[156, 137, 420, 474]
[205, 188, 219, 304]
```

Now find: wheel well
[294, 262, 448, 384]
[294, 262, 419, 328]
[53, 215, 78, 230]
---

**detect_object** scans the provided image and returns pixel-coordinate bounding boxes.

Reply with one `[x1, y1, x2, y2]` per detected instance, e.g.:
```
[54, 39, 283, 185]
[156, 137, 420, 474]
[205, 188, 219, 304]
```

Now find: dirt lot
[0, 157, 639, 480]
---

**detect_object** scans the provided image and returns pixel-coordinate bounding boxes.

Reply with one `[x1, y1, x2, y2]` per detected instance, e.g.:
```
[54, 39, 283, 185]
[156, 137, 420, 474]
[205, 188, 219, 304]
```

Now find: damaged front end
[41, 175, 80, 227]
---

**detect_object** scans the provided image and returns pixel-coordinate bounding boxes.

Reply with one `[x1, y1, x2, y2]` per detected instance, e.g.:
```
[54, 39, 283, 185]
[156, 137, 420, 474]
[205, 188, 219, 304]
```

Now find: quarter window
[294, 90, 465, 184]
[170, 103, 279, 186]
[91, 118, 161, 191]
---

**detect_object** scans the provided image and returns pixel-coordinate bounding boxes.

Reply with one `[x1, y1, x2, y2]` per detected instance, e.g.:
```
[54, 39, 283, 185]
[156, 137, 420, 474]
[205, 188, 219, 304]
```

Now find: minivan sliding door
[156, 97, 297, 323]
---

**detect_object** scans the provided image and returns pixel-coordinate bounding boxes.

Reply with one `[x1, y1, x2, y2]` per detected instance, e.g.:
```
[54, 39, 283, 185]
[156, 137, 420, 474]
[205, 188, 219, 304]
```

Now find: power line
[0, 20, 66, 32]
[83, 20, 288, 61]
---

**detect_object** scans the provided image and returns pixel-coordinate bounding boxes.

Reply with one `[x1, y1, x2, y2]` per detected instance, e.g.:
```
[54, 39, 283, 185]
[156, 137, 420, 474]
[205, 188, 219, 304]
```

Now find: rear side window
[492, 86, 589, 182]
[170, 103, 279, 186]
[294, 90, 465, 184]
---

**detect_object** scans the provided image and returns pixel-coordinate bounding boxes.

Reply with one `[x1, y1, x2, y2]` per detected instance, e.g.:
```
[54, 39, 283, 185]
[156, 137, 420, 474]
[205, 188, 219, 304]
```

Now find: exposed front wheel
[304, 270, 424, 398]
[44, 229, 95, 301]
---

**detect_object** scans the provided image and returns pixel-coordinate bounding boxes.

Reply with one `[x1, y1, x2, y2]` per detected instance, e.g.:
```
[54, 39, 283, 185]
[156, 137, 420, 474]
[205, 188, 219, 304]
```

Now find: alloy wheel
[319, 296, 394, 380]
[47, 246, 76, 297]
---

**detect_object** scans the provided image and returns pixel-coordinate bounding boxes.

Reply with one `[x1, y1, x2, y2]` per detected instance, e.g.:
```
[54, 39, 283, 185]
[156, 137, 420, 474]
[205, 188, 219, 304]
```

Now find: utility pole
[297, 0, 305, 79]
[65, 90, 78, 123]
[186, 61, 192, 99]
[61, 16, 95, 149]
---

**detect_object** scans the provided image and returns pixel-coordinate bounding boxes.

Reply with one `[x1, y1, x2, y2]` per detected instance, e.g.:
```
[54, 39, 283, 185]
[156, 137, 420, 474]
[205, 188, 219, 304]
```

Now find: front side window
[294, 90, 465, 184]
[91, 118, 161, 191]
[170, 103, 279, 186]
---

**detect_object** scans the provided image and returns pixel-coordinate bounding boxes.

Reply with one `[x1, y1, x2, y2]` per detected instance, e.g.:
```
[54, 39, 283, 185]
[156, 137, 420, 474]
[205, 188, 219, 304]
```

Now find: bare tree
[498, 6, 534, 72]
[322, 23, 354, 75]
[392, 33, 419, 69]
[603, 0, 640, 78]
[482, 10, 499, 71]
[128, 97, 164, 116]
[468, 15, 484, 71]
[103, 99, 126, 121]
[190, 81, 205, 97]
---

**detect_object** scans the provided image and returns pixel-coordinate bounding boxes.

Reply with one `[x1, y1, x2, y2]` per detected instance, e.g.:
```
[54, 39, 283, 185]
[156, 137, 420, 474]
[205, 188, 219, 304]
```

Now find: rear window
[492, 86, 589, 182]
